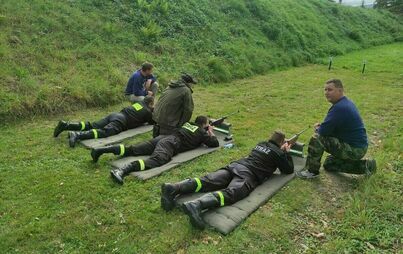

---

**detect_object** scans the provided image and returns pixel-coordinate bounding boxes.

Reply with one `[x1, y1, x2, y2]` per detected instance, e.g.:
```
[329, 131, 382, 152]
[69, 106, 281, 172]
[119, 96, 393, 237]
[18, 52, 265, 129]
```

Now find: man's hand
[145, 79, 152, 90]
[314, 122, 321, 131]
[281, 142, 292, 152]
[147, 91, 154, 96]
[207, 125, 215, 136]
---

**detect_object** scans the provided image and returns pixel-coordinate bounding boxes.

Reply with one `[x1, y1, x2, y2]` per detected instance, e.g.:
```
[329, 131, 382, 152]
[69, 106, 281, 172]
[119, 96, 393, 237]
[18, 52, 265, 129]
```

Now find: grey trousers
[126, 82, 159, 103]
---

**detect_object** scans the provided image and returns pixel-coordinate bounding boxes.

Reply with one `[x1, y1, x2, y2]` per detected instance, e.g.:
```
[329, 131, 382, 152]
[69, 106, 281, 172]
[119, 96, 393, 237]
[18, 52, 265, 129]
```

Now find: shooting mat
[80, 125, 153, 149]
[174, 155, 306, 235]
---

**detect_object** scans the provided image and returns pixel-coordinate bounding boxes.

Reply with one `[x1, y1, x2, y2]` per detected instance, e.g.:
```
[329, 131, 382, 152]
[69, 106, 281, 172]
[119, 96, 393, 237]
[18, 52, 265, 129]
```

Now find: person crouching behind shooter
[53, 96, 155, 147]
[160, 131, 293, 229]
[90, 116, 219, 184]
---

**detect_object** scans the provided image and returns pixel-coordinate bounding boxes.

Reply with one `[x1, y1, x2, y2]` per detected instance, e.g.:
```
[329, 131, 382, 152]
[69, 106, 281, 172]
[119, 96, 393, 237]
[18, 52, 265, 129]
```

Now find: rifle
[210, 110, 240, 127]
[286, 126, 310, 145]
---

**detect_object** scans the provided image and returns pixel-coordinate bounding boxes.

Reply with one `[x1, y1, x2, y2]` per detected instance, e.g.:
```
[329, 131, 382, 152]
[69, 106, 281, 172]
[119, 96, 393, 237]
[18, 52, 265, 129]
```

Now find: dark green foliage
[0, 0, 402, 120]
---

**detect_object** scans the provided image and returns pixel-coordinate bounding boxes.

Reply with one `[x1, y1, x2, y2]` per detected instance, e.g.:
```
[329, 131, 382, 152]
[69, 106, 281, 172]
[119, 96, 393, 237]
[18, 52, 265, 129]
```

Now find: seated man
[297, 79, 376, 179]
[125, 62, 159, 103]
[90, 116, 219, 184]
[53, 96, 155, 148]
[161, 131, 294, 229]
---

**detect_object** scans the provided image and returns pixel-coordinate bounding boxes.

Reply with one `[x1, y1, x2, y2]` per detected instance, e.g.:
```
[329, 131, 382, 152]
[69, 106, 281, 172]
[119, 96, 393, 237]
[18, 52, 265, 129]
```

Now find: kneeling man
[91, 116, 219, 184]
[161, 131, 293, 229]
[297, 79, 376, 179]
[53, 96, 154, 147]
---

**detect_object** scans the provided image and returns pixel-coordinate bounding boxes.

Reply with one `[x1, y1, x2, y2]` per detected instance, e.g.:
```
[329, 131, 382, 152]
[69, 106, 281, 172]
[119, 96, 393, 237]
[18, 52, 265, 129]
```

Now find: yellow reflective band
[80, 121, 85, 130]
[132, 103, 143, 111]
[217, 191, 225, 206]
[92, 129, 98, 139]
[182, 122, 199, 133]
[119, 144, 125, 156]
[194, 178, 202, 192]
[139, 159, 145, 171]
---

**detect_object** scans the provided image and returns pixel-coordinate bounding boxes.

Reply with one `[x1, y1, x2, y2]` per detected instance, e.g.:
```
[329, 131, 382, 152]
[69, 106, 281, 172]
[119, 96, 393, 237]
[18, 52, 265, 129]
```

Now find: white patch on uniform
[254, 145, 271, 154]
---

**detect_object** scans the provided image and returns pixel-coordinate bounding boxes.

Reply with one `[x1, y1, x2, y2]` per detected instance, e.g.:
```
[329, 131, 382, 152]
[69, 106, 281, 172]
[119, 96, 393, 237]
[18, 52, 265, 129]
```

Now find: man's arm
[317, 107, 339, 136]
[179, 89, 194, 126]
[202, 126, 219, 148]
[277, 143, 294, 174]
[125, 75, 135, 95]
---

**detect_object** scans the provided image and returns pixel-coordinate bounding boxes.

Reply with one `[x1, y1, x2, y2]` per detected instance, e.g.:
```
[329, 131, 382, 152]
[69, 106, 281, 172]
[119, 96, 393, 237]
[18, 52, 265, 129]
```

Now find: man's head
[143, 95, 155, 109]
[141, 62, 154, 76]
[269, 131, 286, 146]
[324, 79, 344, 104]
[181, 73, 197, 85]
[195, 115, 209, 129]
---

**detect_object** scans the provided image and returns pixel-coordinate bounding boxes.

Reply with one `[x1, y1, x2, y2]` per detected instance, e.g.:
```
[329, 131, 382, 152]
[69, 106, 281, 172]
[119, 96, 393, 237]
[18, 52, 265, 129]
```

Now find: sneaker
[365, 159, 377, 176]
[296, 169, 319, 179]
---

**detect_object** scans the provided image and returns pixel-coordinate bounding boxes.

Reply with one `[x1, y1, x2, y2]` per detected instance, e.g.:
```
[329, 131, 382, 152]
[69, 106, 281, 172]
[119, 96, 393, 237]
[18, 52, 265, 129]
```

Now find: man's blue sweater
[318, 96, 368, 148]
[125, 70, 156, 96]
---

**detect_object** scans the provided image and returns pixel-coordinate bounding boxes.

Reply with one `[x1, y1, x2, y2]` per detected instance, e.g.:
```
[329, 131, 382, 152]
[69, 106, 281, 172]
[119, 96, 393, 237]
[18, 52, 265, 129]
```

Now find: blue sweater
[318, 96, 368, 148]
[125, 70, 156, 96]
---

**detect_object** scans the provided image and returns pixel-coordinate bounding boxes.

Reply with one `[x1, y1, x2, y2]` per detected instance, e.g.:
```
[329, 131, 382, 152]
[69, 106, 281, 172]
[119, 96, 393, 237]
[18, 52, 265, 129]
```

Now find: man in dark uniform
[160, 131, 294, 229]
[296, 79, 376, 179]
[90, 116, 219, 184]
[152, 73, 196, 137]
[53, 96, 155, 148]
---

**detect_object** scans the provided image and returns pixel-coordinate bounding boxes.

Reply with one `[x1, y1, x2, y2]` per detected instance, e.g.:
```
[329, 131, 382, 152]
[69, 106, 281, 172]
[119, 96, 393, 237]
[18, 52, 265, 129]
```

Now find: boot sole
[181, 203, 205, 229]
[110, 171, 123, 185]
[161, 184, 175, 211]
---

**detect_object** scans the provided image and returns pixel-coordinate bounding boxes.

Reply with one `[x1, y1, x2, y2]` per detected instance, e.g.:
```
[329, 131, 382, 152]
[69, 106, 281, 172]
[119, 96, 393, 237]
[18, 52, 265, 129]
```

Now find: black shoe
[161, 183, 178, 211]
[68, 131, 79, 148]
[296, 169, 319, 179]
[365, 159, 377, 176]
[54, 120, 68, 137]
[182, 193, 220, 229]
[110, 163, 135, 185]
[91, 145, 121, 163]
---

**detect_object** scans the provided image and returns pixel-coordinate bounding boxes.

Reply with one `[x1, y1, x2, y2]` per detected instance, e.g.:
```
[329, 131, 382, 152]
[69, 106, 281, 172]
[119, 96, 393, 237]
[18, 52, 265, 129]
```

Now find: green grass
[0, 0, 402, 120]
[0, 43, 401, 253]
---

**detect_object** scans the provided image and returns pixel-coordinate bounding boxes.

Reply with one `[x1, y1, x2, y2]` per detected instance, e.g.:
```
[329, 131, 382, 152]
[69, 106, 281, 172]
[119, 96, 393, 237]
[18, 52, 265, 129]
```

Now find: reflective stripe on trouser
[194, 178, 202, 192]
[215, 191, 225, 206]
[305, 133, 368, 174]
[138, 159, 146, 171]
[80, 121, 86, 131]
[91, 129, 98, 139]
[119, 144, 125, 156]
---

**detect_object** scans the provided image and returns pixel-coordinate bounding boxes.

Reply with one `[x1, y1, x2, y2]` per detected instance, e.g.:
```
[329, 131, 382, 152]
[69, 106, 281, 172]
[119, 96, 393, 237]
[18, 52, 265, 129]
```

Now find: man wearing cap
[297, 79, 376, 179]
[125, 62, 159, 103]
[53, 96, 155, 147]
[152, 73, 197, 137]
[160, 131, 294, 229]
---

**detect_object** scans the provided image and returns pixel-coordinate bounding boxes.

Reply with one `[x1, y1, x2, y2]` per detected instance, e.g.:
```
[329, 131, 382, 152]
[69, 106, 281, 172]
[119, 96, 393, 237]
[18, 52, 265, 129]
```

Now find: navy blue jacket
[318, 96, 368, 148]
[125, 69, 156, 96]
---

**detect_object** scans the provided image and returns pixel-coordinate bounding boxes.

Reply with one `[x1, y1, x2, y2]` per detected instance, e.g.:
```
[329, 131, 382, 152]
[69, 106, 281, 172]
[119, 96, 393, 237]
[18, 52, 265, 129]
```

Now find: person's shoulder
[132, 69, 141, 78]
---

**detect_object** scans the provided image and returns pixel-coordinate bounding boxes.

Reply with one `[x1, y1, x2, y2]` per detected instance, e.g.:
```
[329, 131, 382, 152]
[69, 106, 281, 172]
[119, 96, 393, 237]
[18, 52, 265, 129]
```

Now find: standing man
[152, 73, 196, 137]
[125, 62, 158, 103]
[161, 131, 294, 229]
[297, 79, 376, 179]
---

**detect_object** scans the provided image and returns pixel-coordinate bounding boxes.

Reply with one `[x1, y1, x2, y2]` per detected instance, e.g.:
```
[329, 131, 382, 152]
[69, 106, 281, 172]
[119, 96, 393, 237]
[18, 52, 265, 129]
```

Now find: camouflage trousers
[305, 133, 368, 174]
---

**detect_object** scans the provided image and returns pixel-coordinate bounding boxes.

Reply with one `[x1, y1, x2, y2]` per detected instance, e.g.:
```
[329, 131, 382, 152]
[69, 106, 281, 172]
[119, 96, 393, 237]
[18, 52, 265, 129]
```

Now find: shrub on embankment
[0, 0, 401, 121]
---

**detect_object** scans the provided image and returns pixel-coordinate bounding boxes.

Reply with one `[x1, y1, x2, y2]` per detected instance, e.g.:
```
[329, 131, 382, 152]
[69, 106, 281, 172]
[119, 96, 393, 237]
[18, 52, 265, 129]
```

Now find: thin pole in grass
[328, 56, 333, 71]
[362, 60, 367, 74]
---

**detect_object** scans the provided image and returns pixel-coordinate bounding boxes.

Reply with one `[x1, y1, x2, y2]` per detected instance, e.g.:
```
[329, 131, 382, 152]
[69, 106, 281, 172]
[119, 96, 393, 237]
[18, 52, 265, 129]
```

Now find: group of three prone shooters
[53, 62, 377, 229]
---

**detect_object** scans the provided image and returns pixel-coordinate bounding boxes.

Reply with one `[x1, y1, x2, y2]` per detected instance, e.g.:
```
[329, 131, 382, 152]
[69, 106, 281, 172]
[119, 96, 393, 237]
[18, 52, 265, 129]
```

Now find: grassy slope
[0, 0, 402, 120]
[0, 43, 402, 253]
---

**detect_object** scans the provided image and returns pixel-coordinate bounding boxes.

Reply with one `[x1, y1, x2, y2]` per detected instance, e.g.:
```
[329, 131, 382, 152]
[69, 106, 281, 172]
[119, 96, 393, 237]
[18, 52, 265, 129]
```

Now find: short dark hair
[143, 95, 154, 106]
[195, 115, 209, 126]
[270, 131, 286, 146]
[326, 79, 343, 89]
[141, 62, 154, 72]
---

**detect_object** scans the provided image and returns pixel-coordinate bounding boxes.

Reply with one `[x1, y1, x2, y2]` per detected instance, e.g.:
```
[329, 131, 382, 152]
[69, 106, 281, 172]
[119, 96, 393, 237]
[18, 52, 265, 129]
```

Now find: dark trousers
[197, 163, 259, 205]
[127, 135, 181, 169]
[90, 113, 127, 138]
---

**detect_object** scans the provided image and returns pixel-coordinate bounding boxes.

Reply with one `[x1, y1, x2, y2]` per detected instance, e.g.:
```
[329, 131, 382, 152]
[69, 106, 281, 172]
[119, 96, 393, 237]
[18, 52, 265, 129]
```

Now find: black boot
[110, 163, 137, 185]
[68, 130, 94, 148]
[54, 121, 87, 137]
[91, 145, 122, 163]
[182, 193, 221, 229]
[161, 179, 197, 211]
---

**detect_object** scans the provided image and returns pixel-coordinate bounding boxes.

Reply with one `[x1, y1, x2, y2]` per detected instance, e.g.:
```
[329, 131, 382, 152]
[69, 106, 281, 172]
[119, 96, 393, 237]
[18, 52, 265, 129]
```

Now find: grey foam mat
[80, 125, 153, 149]
[110, 132, 228, 180]
[174, 156, 306, 235]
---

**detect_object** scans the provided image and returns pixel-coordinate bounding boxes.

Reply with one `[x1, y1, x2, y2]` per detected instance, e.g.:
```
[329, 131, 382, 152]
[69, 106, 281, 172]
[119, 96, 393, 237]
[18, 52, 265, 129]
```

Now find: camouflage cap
[181, 73, 198, 84]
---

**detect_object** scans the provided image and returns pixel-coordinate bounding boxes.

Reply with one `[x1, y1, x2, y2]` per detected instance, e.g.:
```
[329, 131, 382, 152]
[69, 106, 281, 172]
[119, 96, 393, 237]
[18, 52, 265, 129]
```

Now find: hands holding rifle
[207, 125, 215, 137]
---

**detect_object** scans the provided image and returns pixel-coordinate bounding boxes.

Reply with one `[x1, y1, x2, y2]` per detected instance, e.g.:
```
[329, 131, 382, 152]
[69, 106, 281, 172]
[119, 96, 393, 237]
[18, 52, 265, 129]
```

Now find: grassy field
[0, 43, 402, 253]
[1, 0, 401, 120]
